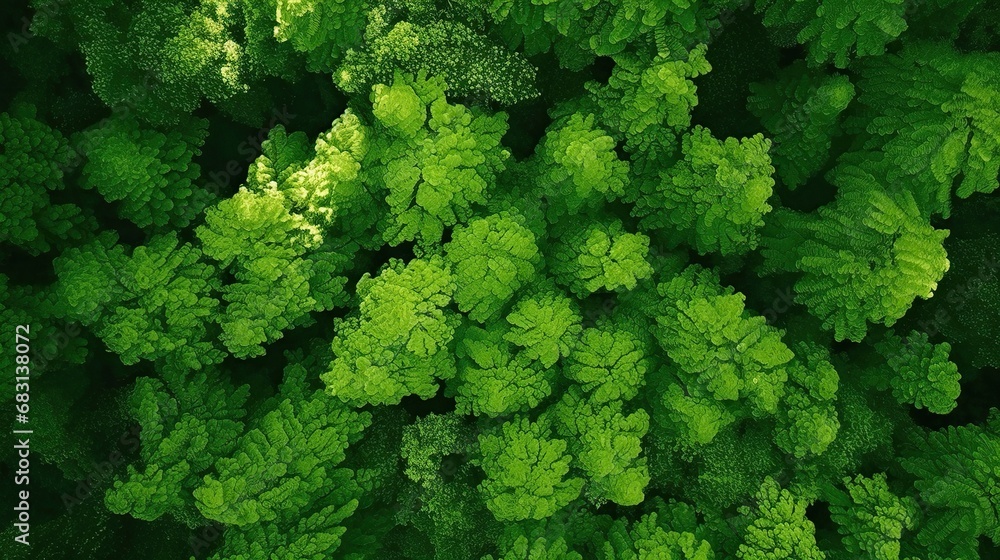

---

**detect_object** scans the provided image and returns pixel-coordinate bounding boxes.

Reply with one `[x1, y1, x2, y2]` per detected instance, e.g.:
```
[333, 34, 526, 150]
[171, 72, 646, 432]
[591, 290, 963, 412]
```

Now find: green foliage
[264, 110, 372, 242]
[902, 414, 1000, 558]
[682, 423, 783, 513]
[193, 390, 369, 525]
[273, 0, 368, 72]
[206, 502, 361, 560]
[487, 0, 737, 67]
[323, 256, 459, 406]
[535, 113, 630, 218]
[651, 266, 793, 444]
[824, 473, 919, 560]
[585, 46, 711, 153]
[55, 232, 223, 372]
[367, 71, 510, 247]
[748, 64, 855, 189]
[33, 0, 299, 125]
[636, 127, 775, 256]
[451, 323, 555, 417]
[761, 182, 950, 342]
[198, 190, 321, 358]
[503, 284, 583, 368]
[444, 211, 541, 322]
[337, 9, 538, 105]
[9, 3, 1000, 560]
[477, 416, 585, 521]
[737, 478, 825, 560]
[550, 387, 650, 506]
[0, 105, 88, 254]
[851, 43, 1000, 216]
[75, 114, 212, 229]
[775, 342, 840, 458]
[399, 413, 501, 560]
[563, 326, 648, 405]
[598, 512, 716, 559]
[550, 220, 653, 297]
[106, 369, 248, 525]
[756, 0, 907, 68]
[485, 534, 582, 560]
[872, 330, 961, 414]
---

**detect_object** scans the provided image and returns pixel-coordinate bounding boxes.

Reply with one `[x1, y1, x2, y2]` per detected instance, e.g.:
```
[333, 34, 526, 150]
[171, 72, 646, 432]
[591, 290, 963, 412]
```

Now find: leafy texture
[762, 181, 950, 342]
[9, 4, 1000, 560]
[323, 256, 458, 406]
[636, 127, 775, 256]
[477, 416, 584, 521]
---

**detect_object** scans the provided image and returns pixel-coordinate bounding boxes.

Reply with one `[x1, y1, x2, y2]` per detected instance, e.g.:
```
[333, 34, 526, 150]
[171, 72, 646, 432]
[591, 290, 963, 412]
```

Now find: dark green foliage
[761, 183, 950, 342]
[105, 369, 249, 525]
[0, 105, 90, 254]
[748, 64, 855, 189]
[75, 115, 212, 229]
[902, 414, 1000, 557]
[4, 2, 1000, 559]
[850, 43, 1000, 217]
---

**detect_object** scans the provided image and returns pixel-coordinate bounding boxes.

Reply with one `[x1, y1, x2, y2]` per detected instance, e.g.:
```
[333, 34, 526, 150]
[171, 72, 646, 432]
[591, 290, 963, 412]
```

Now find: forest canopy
[2, 0, 1000, 559]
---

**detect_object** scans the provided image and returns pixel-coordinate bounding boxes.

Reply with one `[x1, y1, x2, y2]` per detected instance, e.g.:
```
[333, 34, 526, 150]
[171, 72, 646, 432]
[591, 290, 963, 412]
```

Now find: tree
[823, 473, 919, 560]
[55, 232, 223, 372]
[197, 110, 368, 357]
[198, 189, 325, 358]
[748, 64, 855, 189]
[0, 104, 90, 254]
[774, 342, 840, 458]
[323, 256, 459, 406]
[761, 179, 950, 342]
[399, 413, 501, 560]
[485, 534, 583, 560]
[682, 424, 784, 513]
[272, 0, 368, 72]
[503, 284, 583, 368]
[193, 392, 369, 526]
[106, 369, 248, 526]
[635, 127, 775, 256]
[534, 113, 629, 219]
[736, 478, 825, 560]
[549, 387, 651, 506]
[485, 0, 738, 70]
[902, 413, 1000, 558]
[563, 325, 648, 405]
[205, 502, 361, 560]
[33, 0, 301, 125]
[367, 71, 510, 247]
[851, 43, 1000, 217]
[336, 7, 538, 105]
[477, 416, 585, 521]
[52, 232, 128, 324]
[871, 330, 961, 415]
[259, 110, 373, 245]
[75, 114, 212, 229]
[756, 0, 907, 68]
[598, 512, 716, 559]
[444, 212, 541, 323]
[652, 266, 793, 444]
[584, 46, 711, 154]
[451, 324, 556, 417]
[549, 220, 654, 297]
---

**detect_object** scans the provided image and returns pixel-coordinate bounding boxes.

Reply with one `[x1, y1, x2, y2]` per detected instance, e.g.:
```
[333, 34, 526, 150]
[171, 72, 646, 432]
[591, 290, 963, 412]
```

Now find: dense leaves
[3, 1, 1000, 559]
